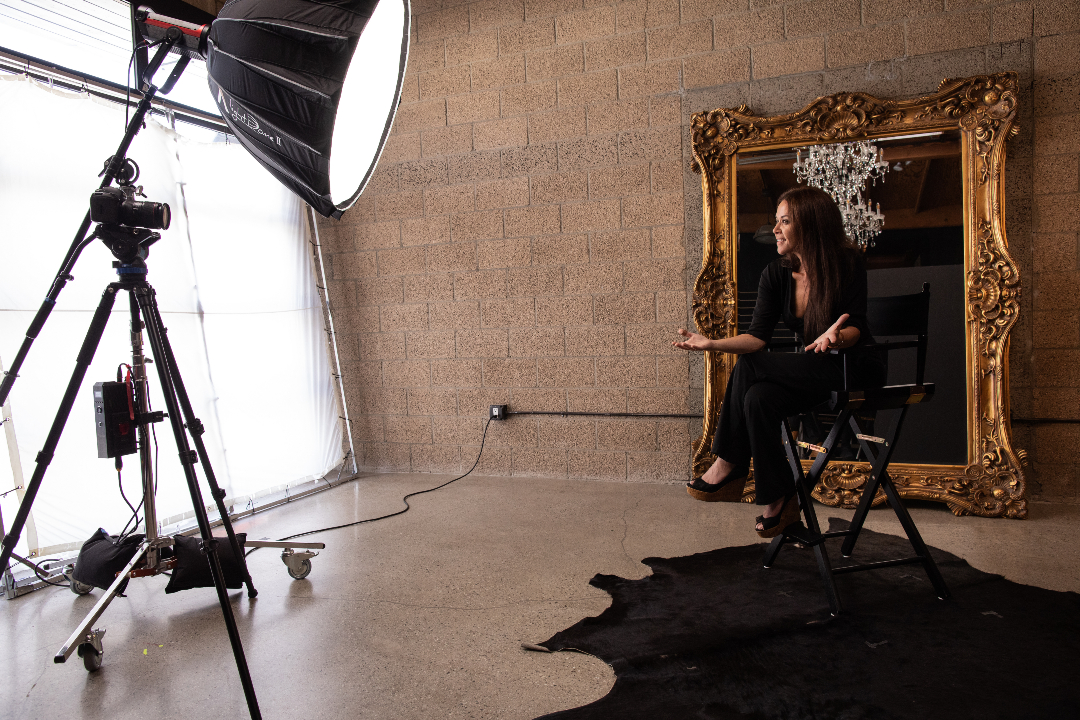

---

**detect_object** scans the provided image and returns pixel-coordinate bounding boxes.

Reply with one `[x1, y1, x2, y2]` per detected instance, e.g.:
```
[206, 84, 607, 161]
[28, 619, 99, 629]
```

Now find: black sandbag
[164, 533, 247, 594]
[71, 529, 146, 592]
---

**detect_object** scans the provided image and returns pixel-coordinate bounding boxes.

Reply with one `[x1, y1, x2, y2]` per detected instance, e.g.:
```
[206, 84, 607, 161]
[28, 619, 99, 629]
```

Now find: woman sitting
[672, 186, 885, 538]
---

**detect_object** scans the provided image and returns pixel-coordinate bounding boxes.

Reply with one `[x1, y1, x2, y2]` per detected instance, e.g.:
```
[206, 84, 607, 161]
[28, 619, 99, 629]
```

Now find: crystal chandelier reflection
[793, 140, 889, 248]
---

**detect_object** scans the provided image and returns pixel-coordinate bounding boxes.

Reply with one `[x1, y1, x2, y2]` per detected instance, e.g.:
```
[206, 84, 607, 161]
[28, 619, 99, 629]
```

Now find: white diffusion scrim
[328, 0, 406, 209]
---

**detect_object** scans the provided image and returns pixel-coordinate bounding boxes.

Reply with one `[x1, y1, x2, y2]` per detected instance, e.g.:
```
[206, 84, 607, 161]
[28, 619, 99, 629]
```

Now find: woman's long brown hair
[776, 186, 860, 342]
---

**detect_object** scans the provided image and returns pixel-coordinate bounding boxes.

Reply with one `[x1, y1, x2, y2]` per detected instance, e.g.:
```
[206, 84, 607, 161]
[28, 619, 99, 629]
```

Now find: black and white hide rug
[533, 519, 1080, 720]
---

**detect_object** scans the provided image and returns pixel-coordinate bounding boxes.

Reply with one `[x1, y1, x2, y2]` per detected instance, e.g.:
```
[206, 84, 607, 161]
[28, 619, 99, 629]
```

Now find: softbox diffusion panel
[205, 0, 409, 219]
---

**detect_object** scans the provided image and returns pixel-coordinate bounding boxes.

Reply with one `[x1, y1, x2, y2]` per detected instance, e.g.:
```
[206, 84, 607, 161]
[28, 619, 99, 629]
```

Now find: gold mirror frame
[689, 72, 1027, 519]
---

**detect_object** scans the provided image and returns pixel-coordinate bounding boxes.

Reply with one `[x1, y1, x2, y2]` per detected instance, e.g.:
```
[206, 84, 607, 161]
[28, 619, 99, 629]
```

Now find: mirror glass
[734, 130, 967, 465]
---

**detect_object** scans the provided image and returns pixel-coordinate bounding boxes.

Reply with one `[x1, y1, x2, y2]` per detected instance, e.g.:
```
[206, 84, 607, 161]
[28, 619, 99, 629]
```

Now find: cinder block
[1036, 32, 1080, 79]
[1033, 309, 1080, 348]
[617, 59, 682, 98]
[591, 228, 651, 262]
[596, 357, 656, 388]
[557, 6, 616, 44]
[647, 20, 712, 61]
[568, 451, 628, 481]
[378, 190, 426, 220]
[405, 272, 455, 303]
[907, 8, 992, 57]
[447, 90, 500, 125]
[481, 297, 536, 327]
[507, 388, 567, 415]
[419, 65, 472, 100]
[416, 5, 470, 42]
[474, 116, 530, 150]
[619, 126, 682, 163]
[538, 356, 595, 386]
[683, 48, 751, 89]
[531, 170, 588, 205]
[623, 193, 684, 227]
[526, 45, 586, 81]
[496, 148, 553, 181]
[431, 358, 483, 388]
[594, 293, 656, 324]
[446, 31, 499, 67]
[353, 222, 402, 250]
[411, 445, 464, 475]
[615, 0, 680, 32]
[381, 132, 422, 163]
[564, 262, 623, 294]
[656, 353, 689, 386]
[399, 158, 449, 190]
[350, 413, 385, 443]
[450, 209, 505, 243]
[826, 24, 906, 69]
[390, 98, 447, 133]
[657, 418, 693, 451]
[590, 164, 651, 198]
[425, 185, 475, 217]
[1034, 73, 1080, 118]
[404, 330, 456, 359]
[510, 447, 569, 478]
[408, 39, 447, 74]
[537, 416, 596, 449]
[1034, 156, 1080, 194]
[561, 198, 622, 233]
[993, 2, 1034, 43]
[378, 246, 427, 276]
[650, 95, 682, 127]
[1032, 386, 1080, 419]
[407, 388, 459, 416]
[509, 265, 565, 296]
[1031, 232, 1077, 273]
[536, 295, 593, 325]
[472, 53, 527, 90]
[587, 98, 650, 135]
[352, 387, 406, 416]
[752, 37, 825, 79]
[624, 258, 686, 291]
[501, 82, 558, 117]
[627, 451, 688, 482]
[597, 418, 657, 450]
[427, 243, 479, 273]
[1034, 115, 1080, 155]
[380, 304, 429, 333]
[510, 327, 568, 357]
[651, 160, 683, 194]
[626, 322, 683, 356]
[558, 136, 619, 170]
[525, 0, 583, 20]
[449, 151, 502, 184]
[471, 0, 525, 32]
[477, 177, 530, 210]
[505, 204, 561, 237]
[1035, 0, 1080, 38]
[356, 332, 406, 361]
[863, 0, 941, 25]
[1033, 193, 1080, 234]
[499, 17, 557, 54]
[713, 6, 783, 48]
[432, 413, 484, 445]
[785, 0, 861, 38]
[401, 216, 452, 247]
[529, 106, 589, 143]
[429, 301, 482, 330]
[357, 275, 405, 306]
[1032, 348, 1080, 386]
[478, 238, 533, 269]
[585, 33, 648, 71]
[558, 70, 619, 107]
[360, 443, 412, 472]
[456, 327, 510, 357]
[483, 357, 540, 386]
[455, 269, 509, 300]
[567, 388, 629, 412]
[656, 290, 689, 323]
[385, 415, 434, 444]
[421, 125, 473, 158]
[628, 386, 690, 414]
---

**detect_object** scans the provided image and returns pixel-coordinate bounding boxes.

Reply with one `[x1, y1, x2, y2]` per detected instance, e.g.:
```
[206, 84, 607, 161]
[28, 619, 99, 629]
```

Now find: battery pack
[93, 381, 137, 459]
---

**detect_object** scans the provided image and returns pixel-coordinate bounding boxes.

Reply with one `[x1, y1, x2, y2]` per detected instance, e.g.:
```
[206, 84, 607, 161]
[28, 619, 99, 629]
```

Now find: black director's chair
[765, 283, 950, 615]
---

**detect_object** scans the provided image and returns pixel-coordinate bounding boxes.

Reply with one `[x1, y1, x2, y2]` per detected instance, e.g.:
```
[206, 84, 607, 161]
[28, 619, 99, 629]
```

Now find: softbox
[205, 0, 410, 218]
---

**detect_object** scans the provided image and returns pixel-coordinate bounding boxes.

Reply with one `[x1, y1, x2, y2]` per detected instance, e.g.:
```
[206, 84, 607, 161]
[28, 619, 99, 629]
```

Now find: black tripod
[10, 224, 263, 719]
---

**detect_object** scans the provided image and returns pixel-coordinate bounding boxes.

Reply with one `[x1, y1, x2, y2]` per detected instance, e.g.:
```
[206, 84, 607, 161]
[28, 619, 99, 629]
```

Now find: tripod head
[89, 158, 168, 266]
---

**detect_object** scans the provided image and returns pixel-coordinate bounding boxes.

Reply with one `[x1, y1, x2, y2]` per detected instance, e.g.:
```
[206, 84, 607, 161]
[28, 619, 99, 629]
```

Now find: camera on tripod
[89, 186, 170, 231]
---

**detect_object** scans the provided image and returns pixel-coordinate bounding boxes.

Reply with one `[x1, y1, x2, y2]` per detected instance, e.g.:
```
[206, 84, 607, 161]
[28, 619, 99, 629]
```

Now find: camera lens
[124, 199, 171, 230]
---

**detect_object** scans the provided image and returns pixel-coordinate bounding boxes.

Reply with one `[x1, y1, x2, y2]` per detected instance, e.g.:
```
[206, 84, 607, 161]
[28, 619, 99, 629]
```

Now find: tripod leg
[0, 284, 120, 573]
[133, 285, 262, 720]
[137, 292, 258, 598]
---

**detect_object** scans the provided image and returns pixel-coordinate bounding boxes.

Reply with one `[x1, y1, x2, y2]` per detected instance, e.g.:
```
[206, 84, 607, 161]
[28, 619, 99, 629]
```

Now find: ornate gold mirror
[689, 73, 1027, 518]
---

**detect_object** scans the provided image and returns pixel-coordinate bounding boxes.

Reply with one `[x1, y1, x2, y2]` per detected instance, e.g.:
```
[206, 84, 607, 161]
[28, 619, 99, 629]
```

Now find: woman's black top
[744, 256, 886, 387]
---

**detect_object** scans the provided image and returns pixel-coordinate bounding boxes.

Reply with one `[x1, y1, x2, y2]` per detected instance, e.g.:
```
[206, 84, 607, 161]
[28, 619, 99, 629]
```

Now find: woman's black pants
[711, 351, 844, 506]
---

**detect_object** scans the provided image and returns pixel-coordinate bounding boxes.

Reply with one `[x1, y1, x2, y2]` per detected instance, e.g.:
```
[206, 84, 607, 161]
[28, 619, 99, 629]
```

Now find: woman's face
[773, 200, 798, 256]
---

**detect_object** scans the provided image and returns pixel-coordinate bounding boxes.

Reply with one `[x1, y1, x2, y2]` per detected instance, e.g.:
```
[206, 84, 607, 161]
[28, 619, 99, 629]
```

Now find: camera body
[90, 186, 171, 230]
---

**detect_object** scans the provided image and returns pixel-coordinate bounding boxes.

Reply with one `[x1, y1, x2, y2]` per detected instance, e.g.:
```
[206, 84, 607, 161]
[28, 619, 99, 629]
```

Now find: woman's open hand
[672, 328, 713, 352]
[806, 313, 850, 353]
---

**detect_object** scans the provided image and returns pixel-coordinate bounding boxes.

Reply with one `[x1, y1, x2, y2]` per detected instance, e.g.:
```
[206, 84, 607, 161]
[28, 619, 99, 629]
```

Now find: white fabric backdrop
[0, 75, 342, 557]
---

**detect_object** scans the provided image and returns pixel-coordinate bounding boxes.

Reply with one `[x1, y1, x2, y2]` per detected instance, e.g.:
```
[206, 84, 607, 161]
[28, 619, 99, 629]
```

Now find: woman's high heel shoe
[686, 466, 749, 502]
[755, 492, 800, 538]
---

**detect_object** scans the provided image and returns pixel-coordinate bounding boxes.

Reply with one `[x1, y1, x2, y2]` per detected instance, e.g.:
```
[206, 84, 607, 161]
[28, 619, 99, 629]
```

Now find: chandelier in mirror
[793, 140, 889, 248]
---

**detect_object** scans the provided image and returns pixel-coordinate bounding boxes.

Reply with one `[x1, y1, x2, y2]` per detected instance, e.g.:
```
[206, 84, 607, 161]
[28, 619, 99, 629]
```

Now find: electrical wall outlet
[489, 404, 508, 420]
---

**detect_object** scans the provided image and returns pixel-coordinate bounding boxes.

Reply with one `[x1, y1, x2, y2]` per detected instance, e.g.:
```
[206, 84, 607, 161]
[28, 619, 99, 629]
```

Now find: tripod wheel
[287, 559, 312, 580]
[77, 644, 102, 672]
[70, 578, 94, 596]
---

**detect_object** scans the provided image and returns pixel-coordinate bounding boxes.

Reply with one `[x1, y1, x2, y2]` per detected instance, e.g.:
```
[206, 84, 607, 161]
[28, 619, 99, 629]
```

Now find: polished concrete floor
[1, 473, 1078, 720]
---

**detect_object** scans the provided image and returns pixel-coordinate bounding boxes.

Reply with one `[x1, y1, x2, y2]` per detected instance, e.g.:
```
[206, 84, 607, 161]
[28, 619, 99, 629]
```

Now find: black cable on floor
[10, 552, 68, 588]
[245, 417, 494, 554]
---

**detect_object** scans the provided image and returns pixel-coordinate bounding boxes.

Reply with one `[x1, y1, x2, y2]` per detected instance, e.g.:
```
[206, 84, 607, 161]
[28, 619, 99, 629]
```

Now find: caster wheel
[77, 644, 102, 672]
[287, 559, 312, 580]
[70, 579, 94, 596]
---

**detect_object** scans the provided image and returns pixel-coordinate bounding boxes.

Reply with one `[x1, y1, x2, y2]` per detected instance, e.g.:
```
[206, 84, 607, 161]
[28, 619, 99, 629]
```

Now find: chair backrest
[866, 282, 930, 384]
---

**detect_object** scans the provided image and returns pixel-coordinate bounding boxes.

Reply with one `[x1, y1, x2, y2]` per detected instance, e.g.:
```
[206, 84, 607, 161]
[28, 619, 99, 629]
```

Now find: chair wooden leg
[879, 475, 951, 600]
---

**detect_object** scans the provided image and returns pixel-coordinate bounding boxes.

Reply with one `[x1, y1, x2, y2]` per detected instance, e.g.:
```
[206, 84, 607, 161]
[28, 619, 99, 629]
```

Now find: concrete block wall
[318, 0, 1080, 503]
